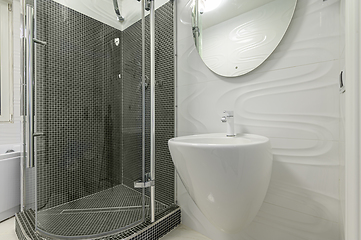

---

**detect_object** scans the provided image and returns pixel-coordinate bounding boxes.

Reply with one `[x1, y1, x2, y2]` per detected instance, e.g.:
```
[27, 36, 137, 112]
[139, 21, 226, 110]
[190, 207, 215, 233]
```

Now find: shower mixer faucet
[221, 110, 235, 137]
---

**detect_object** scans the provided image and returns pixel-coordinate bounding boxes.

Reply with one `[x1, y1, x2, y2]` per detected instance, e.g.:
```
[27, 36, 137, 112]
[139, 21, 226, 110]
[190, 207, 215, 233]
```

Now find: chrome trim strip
[25, 4, 34, 169]
[150, 0, 155, 223]
[141, 0, 146, 223]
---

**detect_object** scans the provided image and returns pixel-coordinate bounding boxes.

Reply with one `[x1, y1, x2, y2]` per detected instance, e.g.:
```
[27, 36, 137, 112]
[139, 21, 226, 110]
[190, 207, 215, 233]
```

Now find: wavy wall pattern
[177, 0, 342, 239]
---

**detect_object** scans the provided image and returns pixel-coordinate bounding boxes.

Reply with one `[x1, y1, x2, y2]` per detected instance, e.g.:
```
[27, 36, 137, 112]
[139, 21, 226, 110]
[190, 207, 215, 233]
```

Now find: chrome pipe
[33, 0, 38, 225]
[112, 0, 124, 21]
[141, 0, 146, 223]
[25, 4, 34, 169]
[173, 0, 178, 205]
[20, 0, 26, 211]
[150, 0, 155, 223]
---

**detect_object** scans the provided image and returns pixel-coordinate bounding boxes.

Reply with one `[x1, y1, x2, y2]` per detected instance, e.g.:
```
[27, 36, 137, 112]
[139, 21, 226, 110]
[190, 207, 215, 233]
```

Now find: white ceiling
[53, 0, 168, 31]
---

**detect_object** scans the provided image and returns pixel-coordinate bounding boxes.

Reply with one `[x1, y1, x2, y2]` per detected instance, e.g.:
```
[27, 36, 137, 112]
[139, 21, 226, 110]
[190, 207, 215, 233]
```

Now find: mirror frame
[191, 0, 298, 77]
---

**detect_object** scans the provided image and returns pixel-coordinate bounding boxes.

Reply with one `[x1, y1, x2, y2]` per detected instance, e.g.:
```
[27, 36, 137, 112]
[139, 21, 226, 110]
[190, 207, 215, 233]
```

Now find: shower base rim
[15, 205, 180, 240]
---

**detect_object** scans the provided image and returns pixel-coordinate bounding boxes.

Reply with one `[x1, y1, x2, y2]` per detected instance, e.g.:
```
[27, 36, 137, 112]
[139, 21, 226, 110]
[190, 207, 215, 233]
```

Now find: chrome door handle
[25, 4, 35, 168]
[25, 5, 46, 168]
[33, 132, 45, 137]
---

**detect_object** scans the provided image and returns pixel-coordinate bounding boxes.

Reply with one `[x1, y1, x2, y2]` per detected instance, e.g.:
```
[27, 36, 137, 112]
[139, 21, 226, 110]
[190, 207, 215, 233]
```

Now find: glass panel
[33, 0, 145, 238]
[145, 1, 176, 219]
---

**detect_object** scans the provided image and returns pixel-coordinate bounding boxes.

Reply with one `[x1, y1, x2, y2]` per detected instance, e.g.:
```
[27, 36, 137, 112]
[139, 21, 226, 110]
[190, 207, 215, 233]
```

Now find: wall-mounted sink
[168, 133, 273, 233]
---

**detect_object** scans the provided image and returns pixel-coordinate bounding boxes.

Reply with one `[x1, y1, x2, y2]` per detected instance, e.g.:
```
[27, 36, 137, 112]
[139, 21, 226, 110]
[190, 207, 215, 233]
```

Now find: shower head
[113, 0, 124, 22]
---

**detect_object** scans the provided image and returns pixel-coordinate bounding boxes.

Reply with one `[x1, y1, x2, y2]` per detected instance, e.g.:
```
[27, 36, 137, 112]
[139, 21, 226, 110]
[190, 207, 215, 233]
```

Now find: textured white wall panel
[264, 180, 339, 222]
[177, 0, 341, 85]
[246, 203, 339, 240]
[270, 138, 338, 165]
[176, 0, 342, 239]
[271, 162, 339, 199]
[178, 61, 340, 140]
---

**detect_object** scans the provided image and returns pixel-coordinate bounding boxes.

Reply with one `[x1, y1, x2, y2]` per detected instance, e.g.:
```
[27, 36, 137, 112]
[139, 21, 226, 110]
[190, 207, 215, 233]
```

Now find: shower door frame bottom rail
[36, 220, 143, 240]
[15, 205, 181, 240]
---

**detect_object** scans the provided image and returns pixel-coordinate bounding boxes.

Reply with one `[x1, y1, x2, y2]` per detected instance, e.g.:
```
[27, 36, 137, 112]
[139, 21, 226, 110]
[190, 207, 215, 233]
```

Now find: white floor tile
[162, 224, 211, 240]
[0, 234, 18, 240]
[0, 217, 17, 240]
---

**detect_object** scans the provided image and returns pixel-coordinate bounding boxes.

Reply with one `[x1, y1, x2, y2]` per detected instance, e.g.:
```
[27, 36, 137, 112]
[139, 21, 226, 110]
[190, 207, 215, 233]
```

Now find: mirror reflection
[192, 0, 297, 77]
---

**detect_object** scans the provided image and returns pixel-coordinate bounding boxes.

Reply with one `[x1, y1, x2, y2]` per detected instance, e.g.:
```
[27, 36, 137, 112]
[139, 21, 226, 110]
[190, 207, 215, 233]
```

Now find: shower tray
[15, 204, 180, 240]
[36, 184, 167, 238]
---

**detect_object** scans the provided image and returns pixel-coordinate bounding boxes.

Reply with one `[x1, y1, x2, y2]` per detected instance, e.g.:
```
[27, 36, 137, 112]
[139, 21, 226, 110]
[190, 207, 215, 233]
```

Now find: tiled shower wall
[25, 0, 175, 211]
[151, 2, 175, 206]
[122, 1, 175, 207]
[35, 0, 123, 208]
[177, 0, 343, 239]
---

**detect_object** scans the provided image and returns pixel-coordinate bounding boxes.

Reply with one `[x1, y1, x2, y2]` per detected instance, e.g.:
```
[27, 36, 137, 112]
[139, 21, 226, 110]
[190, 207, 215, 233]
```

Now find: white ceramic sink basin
[168, 133, 272, 233]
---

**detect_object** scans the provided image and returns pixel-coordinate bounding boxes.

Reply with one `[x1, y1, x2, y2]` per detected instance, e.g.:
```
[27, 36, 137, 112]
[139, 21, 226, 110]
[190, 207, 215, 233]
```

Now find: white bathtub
[0, 144, 21, 222]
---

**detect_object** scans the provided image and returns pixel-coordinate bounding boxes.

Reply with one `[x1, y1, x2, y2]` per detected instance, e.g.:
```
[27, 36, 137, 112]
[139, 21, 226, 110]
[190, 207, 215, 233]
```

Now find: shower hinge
[145, 0, 151, 11]
[134, 178, 154, 188]
[340, 71, 345, 93]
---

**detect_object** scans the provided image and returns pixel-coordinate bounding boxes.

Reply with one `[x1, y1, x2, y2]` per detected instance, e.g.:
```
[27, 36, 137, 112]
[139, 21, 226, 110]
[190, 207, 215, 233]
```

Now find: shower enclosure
[20, 0, 176, 238]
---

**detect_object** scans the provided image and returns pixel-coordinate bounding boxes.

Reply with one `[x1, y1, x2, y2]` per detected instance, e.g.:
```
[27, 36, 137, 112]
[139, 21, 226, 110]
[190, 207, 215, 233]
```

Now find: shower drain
[61, 206, 147, 214]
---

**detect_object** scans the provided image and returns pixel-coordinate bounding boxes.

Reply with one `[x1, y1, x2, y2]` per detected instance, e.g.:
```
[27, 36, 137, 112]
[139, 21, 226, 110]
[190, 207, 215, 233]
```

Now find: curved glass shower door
[26, 0, 149, 238]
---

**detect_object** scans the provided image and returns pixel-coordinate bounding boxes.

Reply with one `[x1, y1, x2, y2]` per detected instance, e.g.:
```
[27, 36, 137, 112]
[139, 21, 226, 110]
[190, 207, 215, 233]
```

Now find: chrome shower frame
[20, 0, 163, 237]
[149, 0, 156, 223]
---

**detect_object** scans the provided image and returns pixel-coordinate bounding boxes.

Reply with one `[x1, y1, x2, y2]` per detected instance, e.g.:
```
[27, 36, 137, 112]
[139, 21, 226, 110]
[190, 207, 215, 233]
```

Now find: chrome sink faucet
[221, 111, 235, 137]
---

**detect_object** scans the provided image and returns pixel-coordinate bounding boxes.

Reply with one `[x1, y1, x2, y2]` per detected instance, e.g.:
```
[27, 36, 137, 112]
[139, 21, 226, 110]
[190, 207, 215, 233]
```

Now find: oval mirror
[191, 0, 297, 77]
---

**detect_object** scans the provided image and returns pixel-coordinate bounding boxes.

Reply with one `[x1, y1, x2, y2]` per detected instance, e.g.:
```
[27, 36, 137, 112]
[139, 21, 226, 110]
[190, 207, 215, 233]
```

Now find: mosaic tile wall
[35, 0, 124, 209]
[122, 11, 144, 194]
[122, 1, 175, 208]
[152, 2, 175, 206]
